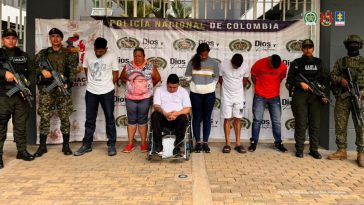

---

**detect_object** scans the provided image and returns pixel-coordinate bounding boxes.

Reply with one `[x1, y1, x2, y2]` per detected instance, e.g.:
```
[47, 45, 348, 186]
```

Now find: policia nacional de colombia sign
[94, 16, 297, 32]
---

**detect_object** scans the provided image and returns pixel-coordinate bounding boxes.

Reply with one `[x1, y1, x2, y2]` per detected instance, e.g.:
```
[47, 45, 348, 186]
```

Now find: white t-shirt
[82, 50, 119, 95]
[220, 59, 250, 103]
[153, 85, 191, 113]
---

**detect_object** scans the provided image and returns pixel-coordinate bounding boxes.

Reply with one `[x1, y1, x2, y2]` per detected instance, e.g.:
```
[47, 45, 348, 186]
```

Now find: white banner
[35, 18, 309, 143]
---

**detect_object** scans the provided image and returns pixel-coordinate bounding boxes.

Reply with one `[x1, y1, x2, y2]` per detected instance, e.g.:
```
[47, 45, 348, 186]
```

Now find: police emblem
[286, 40, 303, 52]
[304, 11, 318, 26]
[147, 57, 167, 69]
[229, 39, 252, 52]
[173, 38, 196, 51]
[179, 77, 190, 88]
[116, 115, 128, 127]
[116, 37, 140, 49]
[285, 118, 295, 130]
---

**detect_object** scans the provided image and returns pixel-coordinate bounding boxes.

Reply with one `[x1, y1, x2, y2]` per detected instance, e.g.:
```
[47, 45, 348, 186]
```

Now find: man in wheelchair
[150, 74, 191, 158]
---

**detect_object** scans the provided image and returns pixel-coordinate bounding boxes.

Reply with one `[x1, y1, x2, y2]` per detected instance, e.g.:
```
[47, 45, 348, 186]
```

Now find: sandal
[222, 145, 231, 153]
[234, 145, 247, 154]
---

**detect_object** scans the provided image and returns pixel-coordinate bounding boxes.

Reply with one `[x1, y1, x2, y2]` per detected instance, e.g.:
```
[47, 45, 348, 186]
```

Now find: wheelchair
[147, 115, 193, 161]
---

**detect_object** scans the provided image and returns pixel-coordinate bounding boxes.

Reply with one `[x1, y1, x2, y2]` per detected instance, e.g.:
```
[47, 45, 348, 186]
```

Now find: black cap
[2, 28, 18, 38]
[48, 28, 64, 39]
[302, 39, 314, 47]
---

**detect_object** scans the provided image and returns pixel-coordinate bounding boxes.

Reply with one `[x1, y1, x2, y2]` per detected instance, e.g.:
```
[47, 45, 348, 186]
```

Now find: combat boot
[327, 149, 347, 160]
[357, 152, 364, 168]
[62, 134, 72, 155]
[34, 134, 48, 157]
[0, 155, 3, 169]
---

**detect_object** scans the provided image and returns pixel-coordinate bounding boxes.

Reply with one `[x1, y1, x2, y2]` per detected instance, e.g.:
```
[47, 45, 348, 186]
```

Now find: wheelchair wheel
[147, 130, 154, 160]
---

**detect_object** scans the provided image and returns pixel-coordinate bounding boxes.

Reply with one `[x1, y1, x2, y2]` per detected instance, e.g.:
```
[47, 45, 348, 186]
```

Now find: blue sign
[335, 11, 345, 26]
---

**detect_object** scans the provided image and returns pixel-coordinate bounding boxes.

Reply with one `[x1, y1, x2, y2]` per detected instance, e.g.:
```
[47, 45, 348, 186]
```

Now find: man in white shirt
[74, 37, 119, 156]
[151, 74, 192, 159]
[219, 54, 250, 153]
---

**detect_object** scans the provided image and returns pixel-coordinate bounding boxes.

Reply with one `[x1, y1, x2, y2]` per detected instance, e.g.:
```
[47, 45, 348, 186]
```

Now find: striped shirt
[185, 57, 220, 94]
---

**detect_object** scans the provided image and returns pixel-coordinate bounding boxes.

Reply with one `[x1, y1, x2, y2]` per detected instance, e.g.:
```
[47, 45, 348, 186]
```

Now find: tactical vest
[0, 47, 29, 91]
[338, 56, 364, 89]
[38, 47, 71, 85]
[293, 56, 322, 81]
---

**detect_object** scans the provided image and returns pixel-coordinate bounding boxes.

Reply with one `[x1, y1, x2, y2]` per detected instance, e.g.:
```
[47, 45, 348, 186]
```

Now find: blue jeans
[251, 95, 282, 144]
[83, 90, 116, 146]
[190, 91, 216, 142]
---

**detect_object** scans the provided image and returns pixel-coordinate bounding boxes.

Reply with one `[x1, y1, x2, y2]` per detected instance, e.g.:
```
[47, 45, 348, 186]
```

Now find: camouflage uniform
[330, 41, 364, 153]
[35, 47, 78, 136]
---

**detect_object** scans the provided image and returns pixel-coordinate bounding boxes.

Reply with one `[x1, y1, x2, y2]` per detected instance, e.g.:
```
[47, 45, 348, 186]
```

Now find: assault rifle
[1, 54, 33, 107]
[39, 58, 70, 96]
[345, 68, 364, 126]
[299, 73, 330, 104]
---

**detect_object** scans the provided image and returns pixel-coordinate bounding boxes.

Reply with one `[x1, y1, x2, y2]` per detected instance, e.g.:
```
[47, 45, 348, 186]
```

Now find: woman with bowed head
[120, 47, 161, 153]
[185, 43, 220, 153]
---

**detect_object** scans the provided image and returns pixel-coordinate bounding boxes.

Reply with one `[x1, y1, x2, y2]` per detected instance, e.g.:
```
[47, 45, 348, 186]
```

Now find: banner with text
[35, 17, 309, 143]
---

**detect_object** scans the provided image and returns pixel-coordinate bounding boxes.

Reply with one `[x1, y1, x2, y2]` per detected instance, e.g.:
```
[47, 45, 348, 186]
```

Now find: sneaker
[309, 151, 322, 159]
[173, 147, 181, 156]
[248, 141, 257, 152]
[74, 145, 92, 156]
[274, 143, 288, 153]
[108, 145, 117, 156]
[202, 143, 211, 153]
[140, 143, 148, 153]
[122, 144, 135, 153]
[194, 143, 202, 153]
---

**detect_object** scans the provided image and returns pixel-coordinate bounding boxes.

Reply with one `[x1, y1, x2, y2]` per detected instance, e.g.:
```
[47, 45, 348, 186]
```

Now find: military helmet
[343, 34, 363, 45]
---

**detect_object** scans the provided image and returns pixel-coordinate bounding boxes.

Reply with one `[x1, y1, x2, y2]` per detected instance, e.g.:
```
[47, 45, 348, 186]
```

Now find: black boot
[0, 155, 3, 169]
[16, 150, 35, 161]
[62, 134, 72, 155]
[34, 134, 48, 157]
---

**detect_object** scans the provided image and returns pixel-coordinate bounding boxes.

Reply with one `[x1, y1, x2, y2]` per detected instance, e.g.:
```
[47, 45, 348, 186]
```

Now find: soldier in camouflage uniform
[0, 29, 35, 169]
[33, 28, 78, 157]
[328, 35, 364, 167]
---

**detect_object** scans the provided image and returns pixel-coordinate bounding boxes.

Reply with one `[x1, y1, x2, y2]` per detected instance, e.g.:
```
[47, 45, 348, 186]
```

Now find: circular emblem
[304, 11, 318, 26]
[285, 118, 295, 130]
[173, 38, 196, 51]
[179, 77, 190, 88]
[147, 57, 167, 69]
[117, 37, 140, 49]
[286, 40, 303, 52]
[116, 115, 128, 127]
[229, 39, 252, 52]
[241, 117, 251, 129]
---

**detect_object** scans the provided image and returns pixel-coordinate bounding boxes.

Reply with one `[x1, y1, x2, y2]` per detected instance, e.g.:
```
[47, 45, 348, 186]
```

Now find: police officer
[33, 28, 78, 157]
[328, 35, 364, 167]
[0, 28, 35, 169]
[286, 39, 328, 159]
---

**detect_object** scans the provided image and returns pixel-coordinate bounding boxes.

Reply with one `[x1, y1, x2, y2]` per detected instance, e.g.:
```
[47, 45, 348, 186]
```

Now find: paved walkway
[0, 141, 363, 205]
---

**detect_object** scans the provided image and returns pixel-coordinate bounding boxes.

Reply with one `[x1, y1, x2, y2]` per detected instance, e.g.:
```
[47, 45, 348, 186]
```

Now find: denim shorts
[125, 97, 152, 125]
